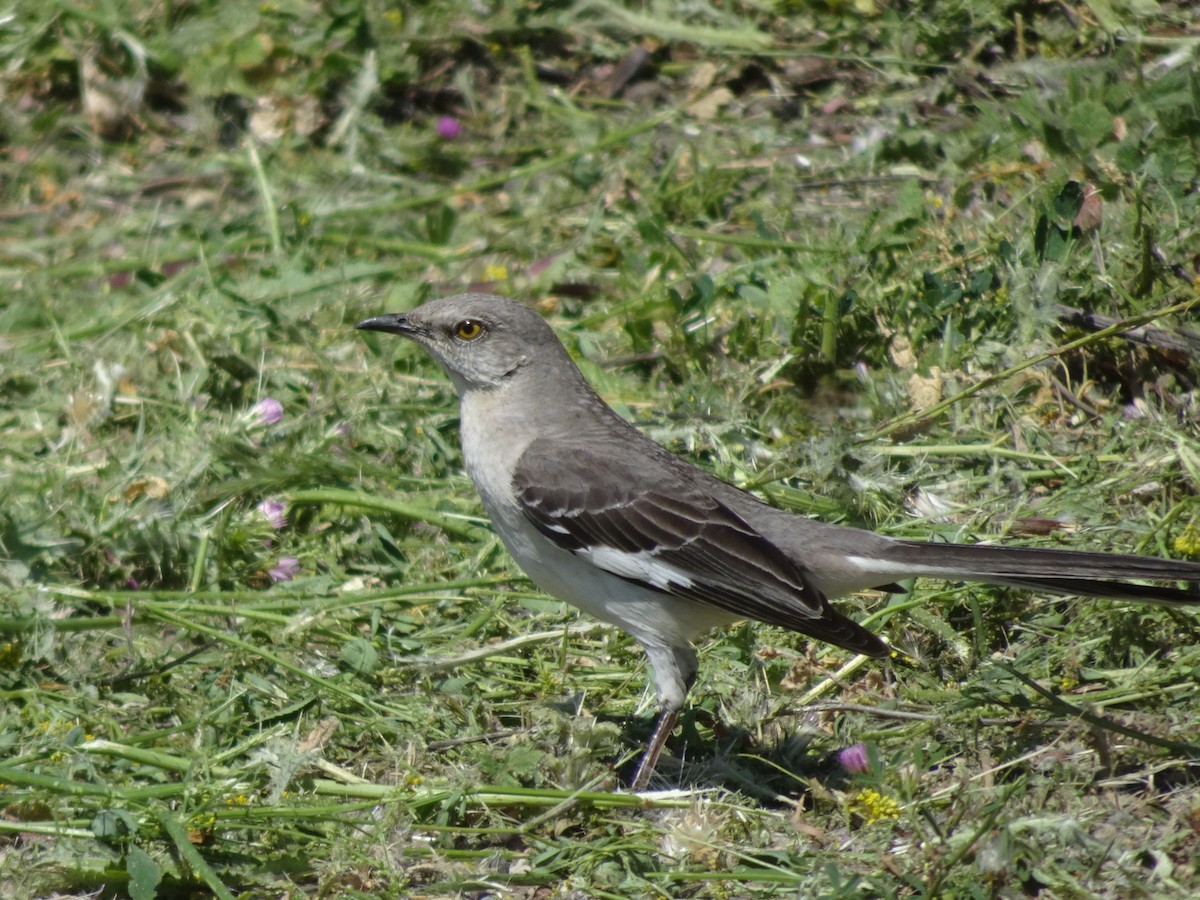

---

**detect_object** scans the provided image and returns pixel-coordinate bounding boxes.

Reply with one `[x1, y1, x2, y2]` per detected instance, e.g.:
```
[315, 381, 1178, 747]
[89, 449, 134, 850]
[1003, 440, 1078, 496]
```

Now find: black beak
[356, 313, 424, 337]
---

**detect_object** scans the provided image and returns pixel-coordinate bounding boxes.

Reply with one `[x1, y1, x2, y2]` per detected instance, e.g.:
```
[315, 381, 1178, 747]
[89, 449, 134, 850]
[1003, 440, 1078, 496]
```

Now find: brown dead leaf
[1074, 183, 1103, 233]
[605, 46, 653, 99]
[790, 817, 831, 845]
[888, 334, 918, 371]
[686, 61, 719, 98]
[907, 367, 943, 410]
[123, 476, 169, 502]
[1012, 518, 1077, 536]
[686, 87, 734, 120]
[782, 56, 837, 88]
[299, 717, 341, 752]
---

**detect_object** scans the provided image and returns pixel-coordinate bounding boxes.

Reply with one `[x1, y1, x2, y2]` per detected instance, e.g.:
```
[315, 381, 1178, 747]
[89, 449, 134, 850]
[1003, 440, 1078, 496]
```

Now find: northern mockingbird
[359, 293, 1200, 790]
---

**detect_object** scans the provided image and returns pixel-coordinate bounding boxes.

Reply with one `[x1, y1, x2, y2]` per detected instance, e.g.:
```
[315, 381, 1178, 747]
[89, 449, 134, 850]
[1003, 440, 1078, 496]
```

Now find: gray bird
[358, 293, 1200, 790]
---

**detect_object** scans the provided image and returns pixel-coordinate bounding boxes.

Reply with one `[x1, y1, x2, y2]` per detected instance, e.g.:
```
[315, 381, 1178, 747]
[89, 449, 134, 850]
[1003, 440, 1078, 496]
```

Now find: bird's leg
[629, 642, 698, 791]
[630, 707, 679, 792]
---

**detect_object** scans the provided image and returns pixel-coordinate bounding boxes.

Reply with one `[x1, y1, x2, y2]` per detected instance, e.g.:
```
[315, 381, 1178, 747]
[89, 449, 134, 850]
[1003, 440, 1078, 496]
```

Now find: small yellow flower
[1173, 522, 1200, 558]
[848, 788, 901, 823]
[482, 264, 509, 282]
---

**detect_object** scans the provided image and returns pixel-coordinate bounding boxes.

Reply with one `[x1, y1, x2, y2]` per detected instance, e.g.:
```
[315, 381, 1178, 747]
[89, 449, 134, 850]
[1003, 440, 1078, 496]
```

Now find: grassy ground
[3, 1, 1200, 897]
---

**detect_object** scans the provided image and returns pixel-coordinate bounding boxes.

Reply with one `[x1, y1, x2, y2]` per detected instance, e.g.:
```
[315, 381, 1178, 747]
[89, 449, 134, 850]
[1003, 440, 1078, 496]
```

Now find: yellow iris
[454, 320, 484, 340]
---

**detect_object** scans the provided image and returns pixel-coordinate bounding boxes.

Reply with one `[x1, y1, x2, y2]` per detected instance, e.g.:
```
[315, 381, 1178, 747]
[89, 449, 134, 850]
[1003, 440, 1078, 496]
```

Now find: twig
[804, 702, 939, 722]
[399, 622, 606, 668]
[1056, 303, 1200, 356]
[1047, 372, 1101, 419]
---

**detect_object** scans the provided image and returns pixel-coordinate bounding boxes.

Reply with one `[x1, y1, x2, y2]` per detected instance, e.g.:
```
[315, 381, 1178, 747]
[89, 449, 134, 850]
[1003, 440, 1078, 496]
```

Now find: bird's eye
[453, 319, 484, 341]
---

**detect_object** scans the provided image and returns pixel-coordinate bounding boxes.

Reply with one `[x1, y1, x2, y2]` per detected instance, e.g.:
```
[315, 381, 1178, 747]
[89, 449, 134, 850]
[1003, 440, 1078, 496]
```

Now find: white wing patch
[843, 553, 962, 580]
[578, 545, 694, 591]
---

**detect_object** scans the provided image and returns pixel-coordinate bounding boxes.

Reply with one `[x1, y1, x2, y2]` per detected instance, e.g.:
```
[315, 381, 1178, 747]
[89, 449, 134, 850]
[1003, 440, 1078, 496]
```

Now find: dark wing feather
[514, 441, 887, 657]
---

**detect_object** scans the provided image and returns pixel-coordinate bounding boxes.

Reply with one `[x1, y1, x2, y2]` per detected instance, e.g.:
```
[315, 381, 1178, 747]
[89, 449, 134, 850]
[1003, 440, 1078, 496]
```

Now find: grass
[3, 0, 1200, 896]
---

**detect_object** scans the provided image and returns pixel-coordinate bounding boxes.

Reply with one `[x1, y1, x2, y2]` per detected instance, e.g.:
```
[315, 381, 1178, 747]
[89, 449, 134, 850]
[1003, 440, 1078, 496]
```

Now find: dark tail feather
[990, 576, 1198, 606]
[887, 541, 1200, 607]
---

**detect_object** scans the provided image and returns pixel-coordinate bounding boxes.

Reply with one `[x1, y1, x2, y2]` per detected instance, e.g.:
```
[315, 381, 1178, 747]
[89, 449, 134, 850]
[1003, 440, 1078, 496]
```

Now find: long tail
[877, 541, 1200, 606]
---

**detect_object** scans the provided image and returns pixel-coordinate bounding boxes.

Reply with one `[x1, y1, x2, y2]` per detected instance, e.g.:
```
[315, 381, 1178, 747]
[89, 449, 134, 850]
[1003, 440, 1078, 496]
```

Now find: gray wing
[512, 440, 887, 658]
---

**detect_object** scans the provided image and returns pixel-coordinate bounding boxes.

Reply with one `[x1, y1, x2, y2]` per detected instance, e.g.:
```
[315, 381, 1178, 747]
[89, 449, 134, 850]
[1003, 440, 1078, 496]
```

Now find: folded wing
[513, 441, 888, 658]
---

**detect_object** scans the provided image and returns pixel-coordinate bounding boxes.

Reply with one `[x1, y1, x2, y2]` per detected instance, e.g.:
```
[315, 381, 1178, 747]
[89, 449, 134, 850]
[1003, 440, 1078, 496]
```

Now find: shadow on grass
[602, 708, 850, 803]
[594, 707, 1200, 802]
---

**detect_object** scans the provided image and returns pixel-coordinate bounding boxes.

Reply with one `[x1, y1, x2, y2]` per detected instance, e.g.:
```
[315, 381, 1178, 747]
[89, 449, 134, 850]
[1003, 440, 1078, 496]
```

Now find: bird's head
[358, 293, 569, 393]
